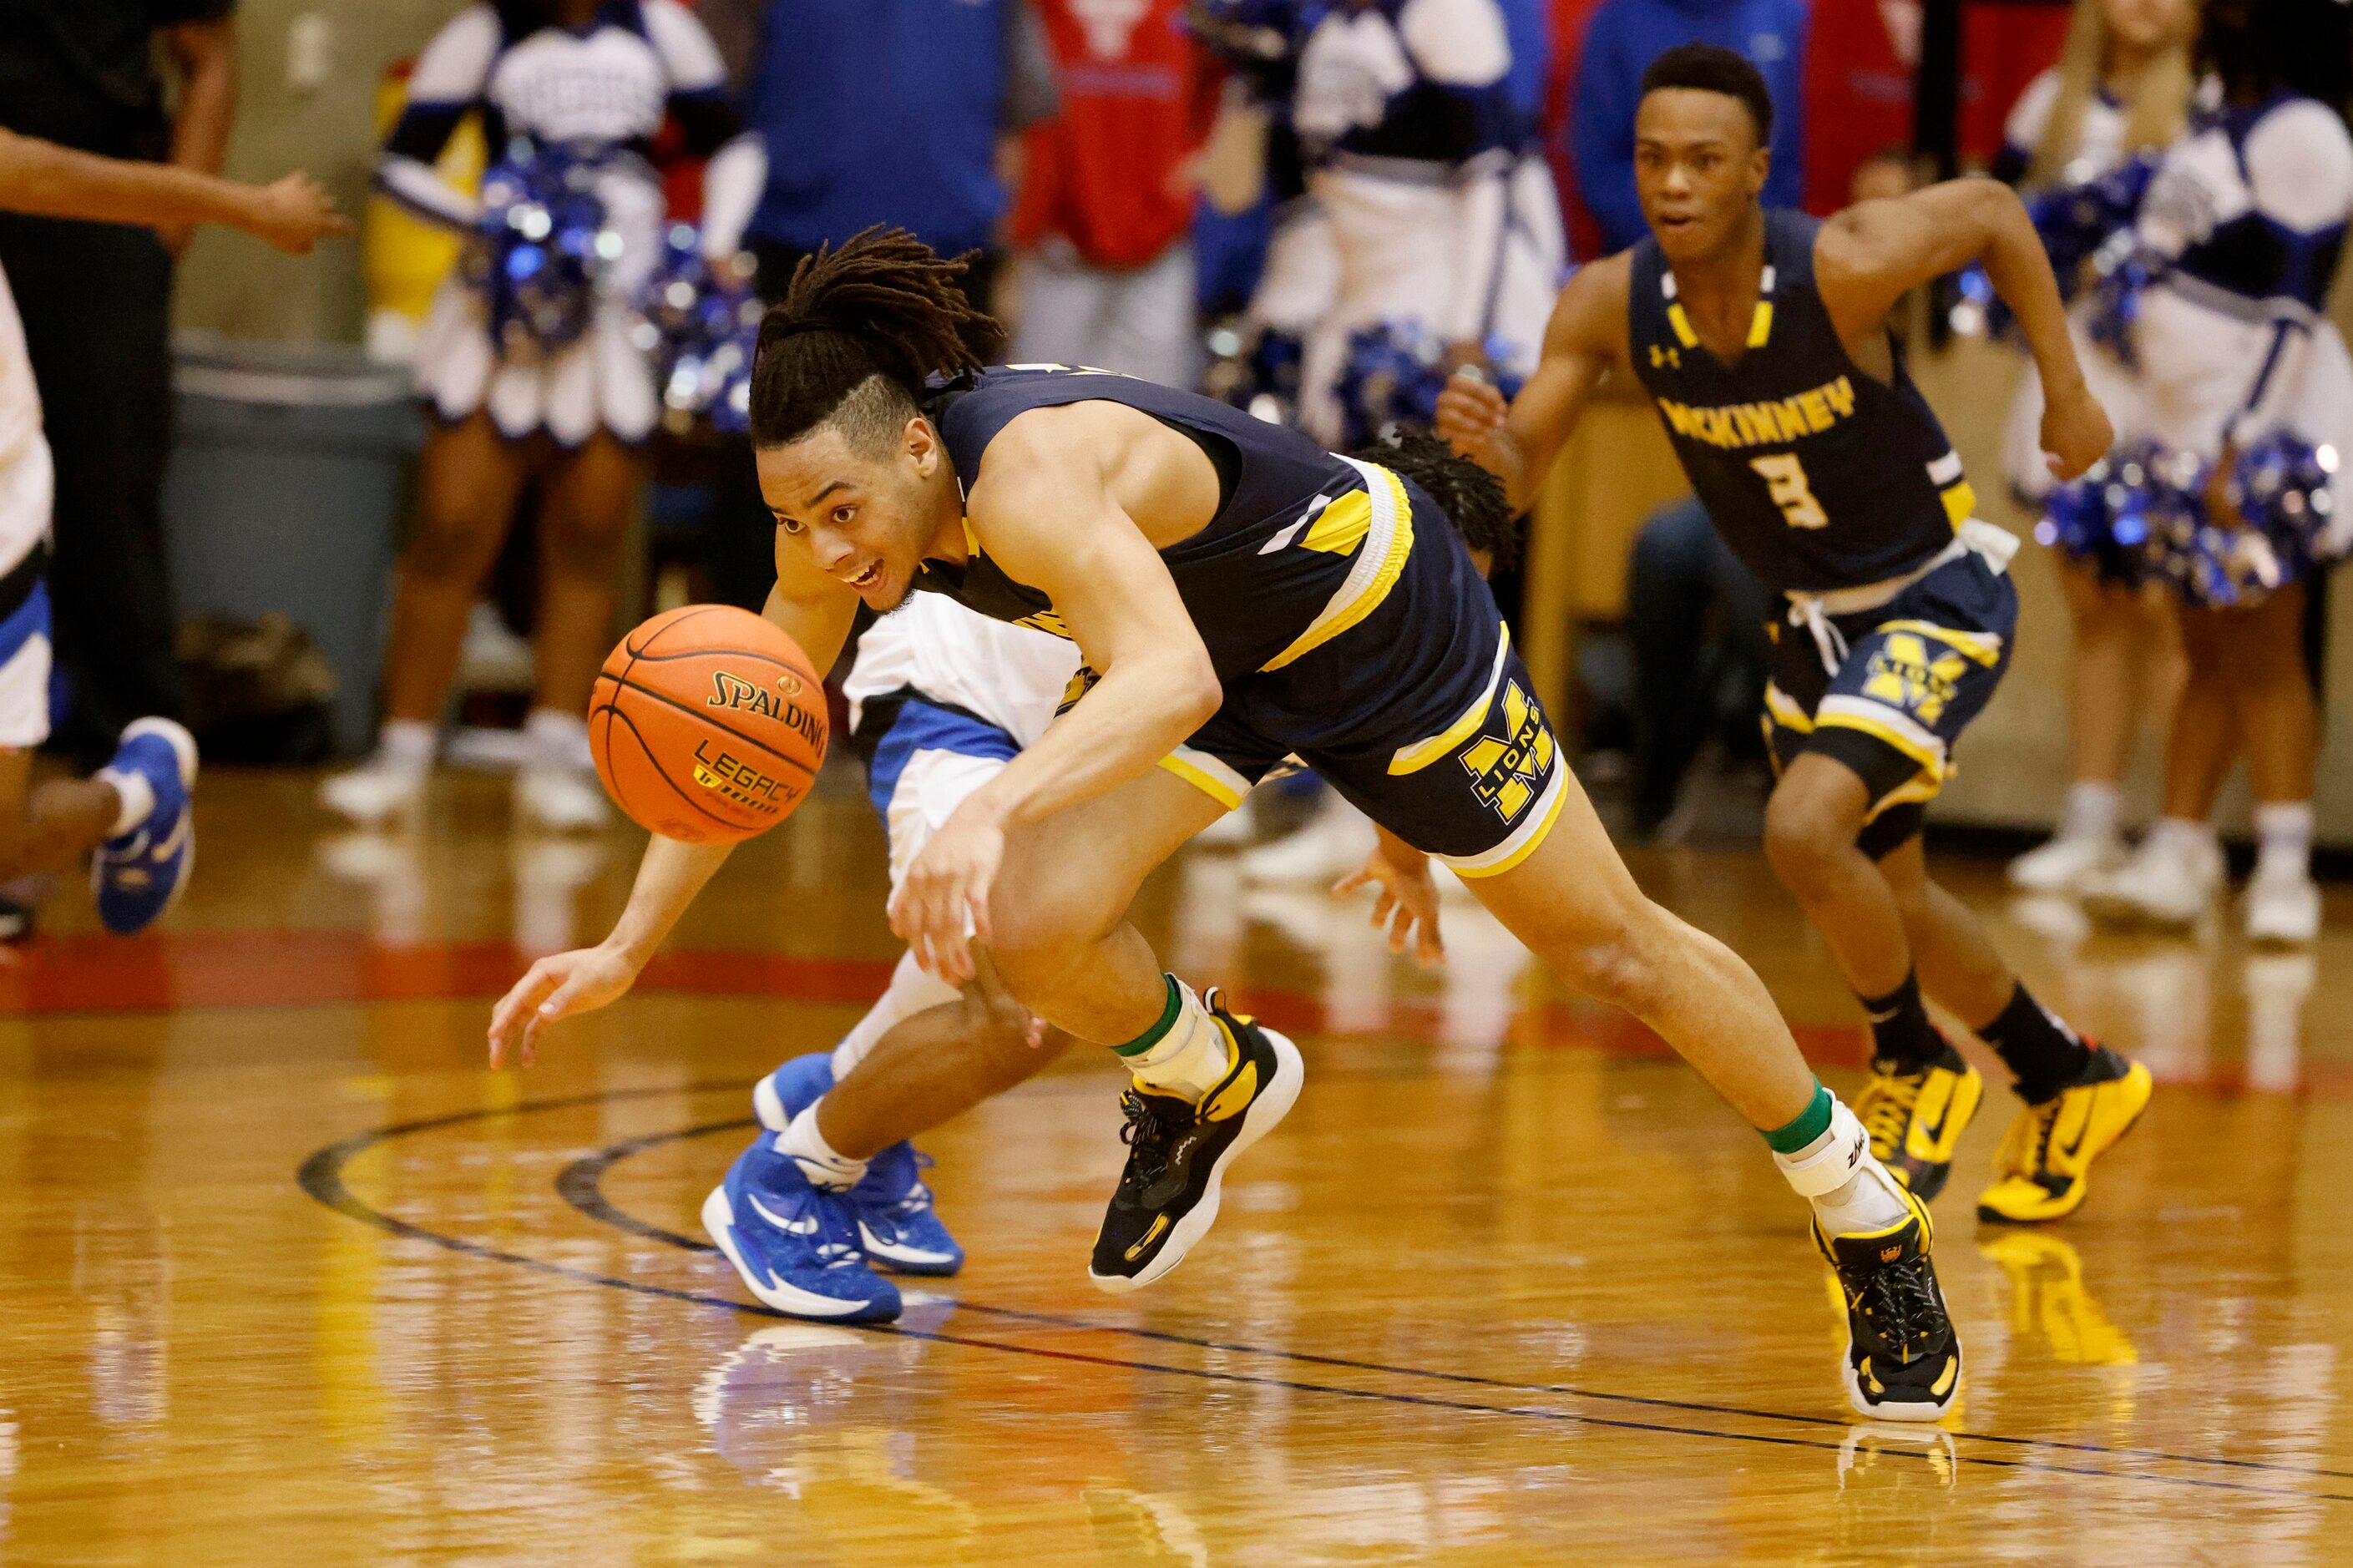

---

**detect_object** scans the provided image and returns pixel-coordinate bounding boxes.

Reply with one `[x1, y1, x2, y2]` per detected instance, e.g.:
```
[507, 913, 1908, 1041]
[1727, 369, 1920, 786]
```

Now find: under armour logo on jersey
[1070, 0, 1151, 58]
[1650, 343, 1681, 371]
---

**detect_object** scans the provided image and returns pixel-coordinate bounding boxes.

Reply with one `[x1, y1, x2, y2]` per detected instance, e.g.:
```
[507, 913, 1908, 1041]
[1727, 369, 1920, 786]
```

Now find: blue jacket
[1568, 0, 1808, 255]
[743, 0, 1014, 258]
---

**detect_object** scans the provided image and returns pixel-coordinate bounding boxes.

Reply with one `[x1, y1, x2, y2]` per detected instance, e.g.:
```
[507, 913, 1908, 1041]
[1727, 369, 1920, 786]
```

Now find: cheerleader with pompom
[1993, 0, 2199, 898]
[324, 0, 763, 830]
[2068, 0, 2353, 942]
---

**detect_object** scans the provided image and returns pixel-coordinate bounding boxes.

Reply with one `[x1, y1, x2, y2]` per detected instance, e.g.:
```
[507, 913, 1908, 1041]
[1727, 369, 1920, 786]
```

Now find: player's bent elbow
[1169, 650, 1222, 733]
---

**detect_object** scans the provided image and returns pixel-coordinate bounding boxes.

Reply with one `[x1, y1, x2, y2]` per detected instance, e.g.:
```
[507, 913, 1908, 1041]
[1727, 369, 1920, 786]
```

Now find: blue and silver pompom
[2036, 438, 2194, 584]
[468, 141, 621, 355]
[2068, 433, 2345, 607]
[2082, 244, 2164, 370]
[1203, 321, 1307, 427]
[1957, 154, 2158, 341]
[633, 223, 763, 435]
[1334, 320, 1525, 449]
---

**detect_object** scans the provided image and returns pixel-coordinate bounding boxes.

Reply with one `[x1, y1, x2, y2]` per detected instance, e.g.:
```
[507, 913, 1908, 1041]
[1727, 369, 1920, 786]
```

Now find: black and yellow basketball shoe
[1976, 1047, 2152, 1224]
[1815, 1188, 1963, 1422]
[1089, 991, 1303, 1293]
[1851, 1039, 1984, 1203]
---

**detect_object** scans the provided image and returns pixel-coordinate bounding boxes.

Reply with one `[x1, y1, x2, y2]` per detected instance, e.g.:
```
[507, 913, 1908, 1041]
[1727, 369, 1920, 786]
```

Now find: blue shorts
[1762, 551, 2018, 858]
[1154, 473, 1566, 879]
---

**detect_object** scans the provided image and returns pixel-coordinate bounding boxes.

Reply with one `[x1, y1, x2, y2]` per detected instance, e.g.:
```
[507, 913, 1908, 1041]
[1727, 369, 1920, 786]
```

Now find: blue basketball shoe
[754, 1050, 965, 1277]
[92, 718, 197, 935]
[702, 1134, 902, 1323]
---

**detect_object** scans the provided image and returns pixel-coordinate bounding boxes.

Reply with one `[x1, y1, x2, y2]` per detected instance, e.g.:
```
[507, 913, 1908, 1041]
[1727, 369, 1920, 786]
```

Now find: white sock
[524, 707, 591, 771]
[1122, 977, 1234, 1103]
[832, 949, 961, 1079]
[777, 1101, 868, 1190]
[94, 767, 155, 839]
[2059, 781, 2121, 843]
[1773, 1096, 1911, 1237]
[2147, 816, 2217, 862]
[377, 719, 437, 775]
[2254, 801, 2315, 883]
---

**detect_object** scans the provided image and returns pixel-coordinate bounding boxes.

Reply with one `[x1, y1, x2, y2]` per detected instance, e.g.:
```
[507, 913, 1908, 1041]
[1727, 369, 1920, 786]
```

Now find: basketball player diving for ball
[493, 226, 1965, 1421]
[1436, 44, 2153, 1231]
[0, 130, 346, 938]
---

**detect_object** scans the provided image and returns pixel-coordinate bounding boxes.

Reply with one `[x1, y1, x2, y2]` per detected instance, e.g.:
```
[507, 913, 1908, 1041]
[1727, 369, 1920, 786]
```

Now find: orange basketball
[589, 604, 829, 844]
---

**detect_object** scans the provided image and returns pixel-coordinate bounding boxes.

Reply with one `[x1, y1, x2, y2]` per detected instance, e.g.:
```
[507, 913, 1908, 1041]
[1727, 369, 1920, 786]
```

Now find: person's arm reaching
[887, 410, 1223, 984]
[1434, 253, 1627, 513]
[1814, 177, 2113, 480]
[0, 128, 347, 252]
[158, 14, 240, 255]
[488, 536, 861, 1065]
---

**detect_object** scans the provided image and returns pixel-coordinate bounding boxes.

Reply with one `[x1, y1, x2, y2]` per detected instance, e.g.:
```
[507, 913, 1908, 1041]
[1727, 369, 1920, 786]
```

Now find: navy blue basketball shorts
[1762, 549, 2018, 860]
[1154, 466, 1568, 880]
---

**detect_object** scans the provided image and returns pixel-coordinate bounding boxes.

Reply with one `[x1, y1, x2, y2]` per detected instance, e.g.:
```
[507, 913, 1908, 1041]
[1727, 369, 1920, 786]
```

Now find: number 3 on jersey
[1750, 453, 1829, 529]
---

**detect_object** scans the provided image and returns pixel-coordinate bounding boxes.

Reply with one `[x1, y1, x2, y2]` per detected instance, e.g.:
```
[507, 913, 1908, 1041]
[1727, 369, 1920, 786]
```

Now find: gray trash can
[162, 333, 423, 755]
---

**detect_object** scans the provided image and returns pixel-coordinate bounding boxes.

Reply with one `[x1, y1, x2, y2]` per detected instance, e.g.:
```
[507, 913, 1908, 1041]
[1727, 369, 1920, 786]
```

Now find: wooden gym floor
[1, 768, 2349, 1564]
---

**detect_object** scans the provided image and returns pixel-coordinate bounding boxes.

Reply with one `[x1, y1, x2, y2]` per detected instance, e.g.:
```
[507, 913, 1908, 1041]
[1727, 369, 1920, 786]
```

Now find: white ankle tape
[1775, 1100, 1871, 1199]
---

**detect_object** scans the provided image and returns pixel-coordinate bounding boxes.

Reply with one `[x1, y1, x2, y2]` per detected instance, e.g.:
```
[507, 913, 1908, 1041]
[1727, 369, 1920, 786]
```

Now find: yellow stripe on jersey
[1388, 626, 1512, 775]
[1762, 681, 1815, 733]
[1814, 695, 1950, 780]
[1301, 490, 1374, 554]
[1667, 302, 1700, 348]
[1157, 746, 1248, 810]
[1747, 301, 1774, 347]
[1941, 480, 1977, 530]
[1261, 463, 1415, 671]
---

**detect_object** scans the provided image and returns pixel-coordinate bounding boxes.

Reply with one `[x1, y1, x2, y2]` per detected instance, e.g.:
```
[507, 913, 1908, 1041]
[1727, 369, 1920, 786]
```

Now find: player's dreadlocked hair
[747, 226, 1004, 450]
[1348, 429, 1522, 573]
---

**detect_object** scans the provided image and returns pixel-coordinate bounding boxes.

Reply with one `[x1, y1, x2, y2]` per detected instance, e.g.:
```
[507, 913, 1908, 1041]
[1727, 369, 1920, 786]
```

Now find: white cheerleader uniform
[1284, 0, 1564, 445]
[2128, 89, 2353, 538]
[0, 262, 52, 748]
[2011, 83, 2353, 534]
[378, 0, 767, 447]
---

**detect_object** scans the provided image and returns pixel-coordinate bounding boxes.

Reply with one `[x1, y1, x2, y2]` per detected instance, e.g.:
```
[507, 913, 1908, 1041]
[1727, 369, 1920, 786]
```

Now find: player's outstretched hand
[488, 943, 644, 1069]
[889, 804, 1004, 987]
[243, 172, 355, 255]
[2041, 379, 2116, 483]
[1333, 829, 1445, 969]
[1435, 367, 1510, 463]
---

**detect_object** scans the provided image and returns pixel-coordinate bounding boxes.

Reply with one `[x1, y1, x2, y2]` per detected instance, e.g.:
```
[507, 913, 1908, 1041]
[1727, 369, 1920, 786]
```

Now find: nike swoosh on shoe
[747, 1193, 821, 1235]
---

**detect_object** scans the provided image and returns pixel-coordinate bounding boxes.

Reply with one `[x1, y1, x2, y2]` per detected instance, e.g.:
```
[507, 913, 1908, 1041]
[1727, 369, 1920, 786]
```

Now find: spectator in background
[1993, 0, 2194, 898]
[322, 0, 764, 832]
[0, 0, 239, 770]
[697, 0, 1059, 608]
[1569, 0, 1804, 255]
[1006, 0, 1220, 387]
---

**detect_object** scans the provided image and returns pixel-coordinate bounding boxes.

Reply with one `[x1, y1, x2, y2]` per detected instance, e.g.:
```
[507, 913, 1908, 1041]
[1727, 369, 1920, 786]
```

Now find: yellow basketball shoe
[1976, 1047, 2152, 1224]
[1851, 1039, 1984, 1203]
[1814, 1187, 1962, 1423]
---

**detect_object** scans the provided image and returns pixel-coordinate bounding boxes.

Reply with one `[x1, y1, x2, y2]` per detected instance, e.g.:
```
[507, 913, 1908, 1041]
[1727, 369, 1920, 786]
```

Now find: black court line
[294, 1083, 2353, 1504]
[559, 1110, 2353, 1491]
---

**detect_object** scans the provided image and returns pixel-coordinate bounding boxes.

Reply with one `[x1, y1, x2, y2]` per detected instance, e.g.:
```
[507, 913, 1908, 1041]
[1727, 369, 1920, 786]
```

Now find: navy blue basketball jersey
[918, 366, 1414, 681]
[1628, 209, 1976, 594]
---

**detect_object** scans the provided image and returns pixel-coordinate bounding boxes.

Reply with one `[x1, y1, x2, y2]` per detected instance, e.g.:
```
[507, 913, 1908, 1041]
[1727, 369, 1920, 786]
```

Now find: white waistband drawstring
[1781, 520, 2020, 678]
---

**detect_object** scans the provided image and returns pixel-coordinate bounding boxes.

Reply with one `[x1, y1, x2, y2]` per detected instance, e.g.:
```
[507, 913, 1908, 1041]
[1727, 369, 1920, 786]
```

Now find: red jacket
[1013, 0, 1218, 269]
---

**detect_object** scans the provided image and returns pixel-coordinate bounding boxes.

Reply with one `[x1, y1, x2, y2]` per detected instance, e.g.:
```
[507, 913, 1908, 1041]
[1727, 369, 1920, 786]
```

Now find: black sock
[1857, 970, 1951, 1073]
[1978, 984, 2096, 1103]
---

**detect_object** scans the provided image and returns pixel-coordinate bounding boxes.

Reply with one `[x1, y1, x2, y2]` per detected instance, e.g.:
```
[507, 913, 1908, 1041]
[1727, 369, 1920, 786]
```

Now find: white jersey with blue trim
[842, 593, 1081, 752]
[0, 261, 51, 579]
